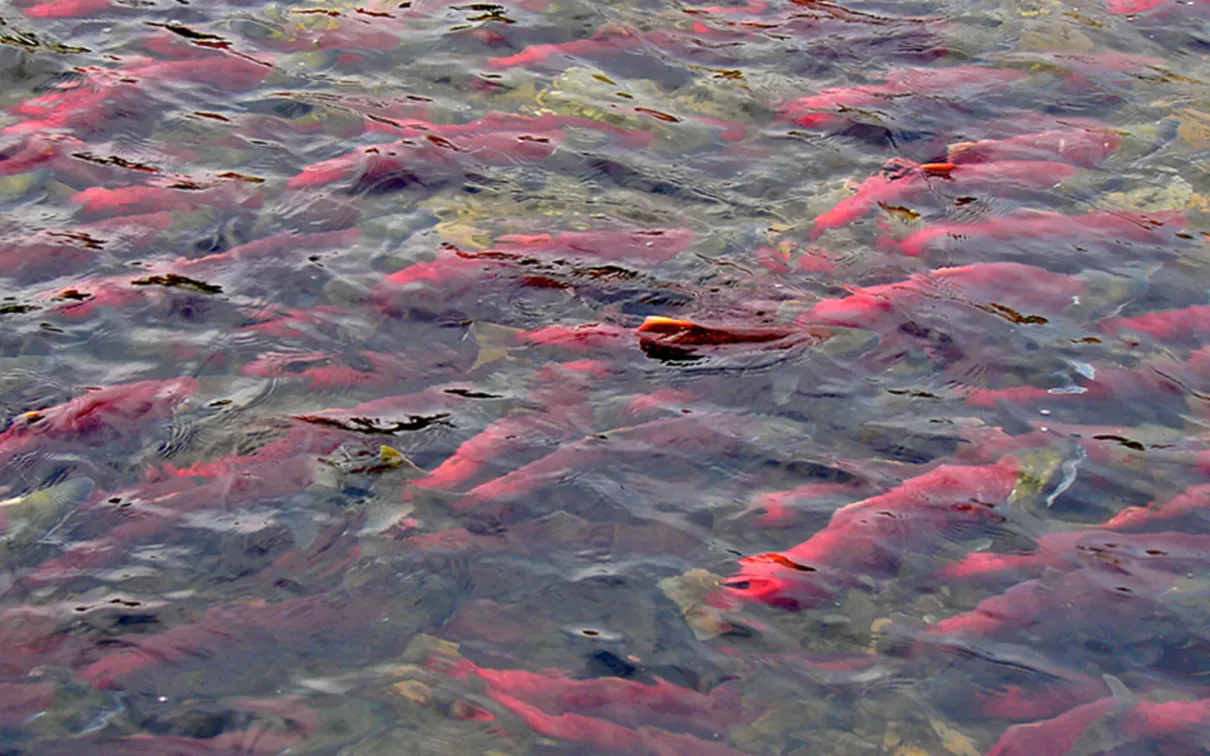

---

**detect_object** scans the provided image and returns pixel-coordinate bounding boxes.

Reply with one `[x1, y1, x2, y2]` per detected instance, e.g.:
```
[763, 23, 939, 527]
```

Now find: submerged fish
[0, 478, 95, 558]
[811, 160, 1079, 239]
[719, 454, 1061, 611]
[0, 378, 196, 461]
[781, 66, 1029, 131]
[946, 126, 1121, 168]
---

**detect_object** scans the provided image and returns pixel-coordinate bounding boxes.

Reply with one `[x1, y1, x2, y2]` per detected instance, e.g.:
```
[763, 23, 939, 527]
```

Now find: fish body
[1102, 303, 1210, 344]
[0, 378, 196, 458]
[988, 693, 1210, 756]
[781, 66, 1028, 130]
[721, 458, 1024, 611]
[286, 131, 562, 191]
[177, 228, 360, 271]
[239, 350, 429, 390]
[939, 530, 1210, 582]
[947, 127, 1121, 168]
[71, 181, 263, 220]
[881, 209, 1183, 258]
[812, 160, 1079, 239]
[797, 262, 1087, 330]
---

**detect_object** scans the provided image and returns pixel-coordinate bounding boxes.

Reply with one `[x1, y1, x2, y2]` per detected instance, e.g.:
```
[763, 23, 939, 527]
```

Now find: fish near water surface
[718, 455, 1052, 611]
[878, 208, 1186, 260]
[796, 262, 1091, 331]
[780, 65, 1029, 131]
[811, 160, 1080, 239]
[0, 378, 196, 461]
[987, 685, 1210, 756]
[946, 126, 1122, 168]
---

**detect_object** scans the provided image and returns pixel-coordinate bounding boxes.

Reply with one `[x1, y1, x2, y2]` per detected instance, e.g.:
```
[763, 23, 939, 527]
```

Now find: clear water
[2, 0, 1210, 753]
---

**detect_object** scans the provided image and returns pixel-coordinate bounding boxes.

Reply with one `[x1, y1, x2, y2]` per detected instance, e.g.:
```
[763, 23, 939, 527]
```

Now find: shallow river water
[3, 0, 1210, 753]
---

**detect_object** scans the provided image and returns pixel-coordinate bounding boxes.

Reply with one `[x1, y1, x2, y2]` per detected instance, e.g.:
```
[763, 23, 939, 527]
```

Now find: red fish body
[1103, 303, 1210, 344]
[743, 480, 871, 528]
[939, 529, 1210, 582]
[71, 181, 263, 220]
[812, 160, 1078, 239]
[0, 132, 86, 176]
[962, 346, 1210, 410]
[720, 458, 1023, 611]
[947, 127, 1121, 168]
[25, 424, 354, 584]
[781, 66, 1028, 130]
[286, 131, 562, 191]
[177, 227, 360, 271]
[0, 378, 196, 460]
[421, 655, 746, 755]
[514, 322, 635, 352]
[440, 414, 763, 515]
[20, 0, 113, 17]
[364, 112, 655, 149]
[237, 305, 350, 341]
[373, 229, 693, 317]
[925, 564, 1184, 641]
[797, 262, 1087, 330]
[488, 31, 645, 69]
[987, 694, 1210, 756]
[1102, 483, 1210, 532]
[239, 350, 434, 391]
[636, 315, 814, 356]
[880, 208, 1184, 258]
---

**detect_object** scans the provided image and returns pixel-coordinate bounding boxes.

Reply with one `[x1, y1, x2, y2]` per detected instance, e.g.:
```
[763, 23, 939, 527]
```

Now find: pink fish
[925, 564, 1184, 641]
[513, 322, 635, 352]
[79, 211, 176, 251]
[411, 408, 593, 495]
[939, 529, 1210, 582]
[719, 457, 1025, 611]
[286, 131, 562, 190]
[5, 53, 270, 136]
[373, 229, 693, 316]
[20, 0, 112, 18]
[961, 345, 1210, 410]
[484, 691, 749, 756]
[812, 160, 1079, 239]
[1102, 303, 1210, 344]
[26, 424, 355, 584]
[0, 377, 196, 459]
[487, 29, 646, 69]
[177, 227, 360, 271]
[363, 112, 654, 149]
[879, 208, 1183, 257]
[1108, 0, 1172, 10]
[742, 480, 871, 528]
[433, 414, 764, 516]
[428, 654, 741, 739]
[947, 126, 1121, 168]
[1102, 483, 1210, 532]
[80, 589, 399, 688]
[781, 66, 1028, 130]
[71, 181, 263, 220]
[495, 228, 694, 264]
[988, 693, 1210, 756]
[0, 132, 85, 176]
[239, 349, 446, 391]
[797, 262, 1087, 330]
[236, 305, 350, 341]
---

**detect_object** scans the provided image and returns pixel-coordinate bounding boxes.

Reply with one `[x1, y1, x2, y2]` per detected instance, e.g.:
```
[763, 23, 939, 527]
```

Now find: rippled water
[3, 0, 1210, 753]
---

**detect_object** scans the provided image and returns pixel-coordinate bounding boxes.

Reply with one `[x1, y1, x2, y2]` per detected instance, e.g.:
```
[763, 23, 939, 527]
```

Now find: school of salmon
[2, 0, 1210, 752]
